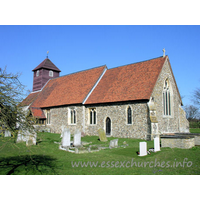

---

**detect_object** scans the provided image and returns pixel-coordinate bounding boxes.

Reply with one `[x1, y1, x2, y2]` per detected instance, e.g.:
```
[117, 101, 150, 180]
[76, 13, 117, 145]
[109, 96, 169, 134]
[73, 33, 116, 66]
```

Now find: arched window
[106, 117, 111, 135]
[163, 79, 171, 116]
[70, 108, 76, 124]
[127, 106, 132, 124]
[89, 108, 96, 124]
[49, 70, 53, 77]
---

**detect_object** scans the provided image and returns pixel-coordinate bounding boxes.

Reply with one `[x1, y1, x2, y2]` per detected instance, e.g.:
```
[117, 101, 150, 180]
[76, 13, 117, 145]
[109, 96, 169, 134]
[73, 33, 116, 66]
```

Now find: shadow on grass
[0, 155, 57, 175]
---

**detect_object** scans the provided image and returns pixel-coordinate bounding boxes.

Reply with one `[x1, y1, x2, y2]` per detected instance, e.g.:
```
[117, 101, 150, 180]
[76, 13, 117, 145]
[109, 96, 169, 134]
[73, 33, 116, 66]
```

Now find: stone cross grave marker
[139, 142, 147, 156]
[98, 128, 108, 142]
[74, 129, 81, 146]
[154, 137, 160, 152]
[62, 128, 71, 148]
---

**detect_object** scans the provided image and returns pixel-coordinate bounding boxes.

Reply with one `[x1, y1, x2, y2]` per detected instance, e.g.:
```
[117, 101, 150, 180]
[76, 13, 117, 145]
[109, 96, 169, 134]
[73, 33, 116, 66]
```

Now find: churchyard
[0, 130, 200, 175]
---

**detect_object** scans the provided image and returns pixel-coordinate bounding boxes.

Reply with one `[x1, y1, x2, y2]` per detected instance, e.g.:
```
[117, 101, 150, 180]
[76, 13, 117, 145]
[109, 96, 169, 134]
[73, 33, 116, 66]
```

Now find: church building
[20, 52, 189, 139]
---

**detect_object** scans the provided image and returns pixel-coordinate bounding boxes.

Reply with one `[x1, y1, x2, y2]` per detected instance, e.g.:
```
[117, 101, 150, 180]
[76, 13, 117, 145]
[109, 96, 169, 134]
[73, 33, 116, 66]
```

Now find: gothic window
[89, 108, 96, 125]
[70, 108, 76, 124]
[49, 70, 53, 77]
[36, 70, 39, 77]
[127, 106, 132, 124]
[163, 79, 171, 116]
[47, 110, 51, 124]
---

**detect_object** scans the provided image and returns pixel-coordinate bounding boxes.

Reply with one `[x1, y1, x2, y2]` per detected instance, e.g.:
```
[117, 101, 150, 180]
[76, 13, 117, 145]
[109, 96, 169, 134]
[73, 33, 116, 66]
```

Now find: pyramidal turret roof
[32, 58, 61, 72]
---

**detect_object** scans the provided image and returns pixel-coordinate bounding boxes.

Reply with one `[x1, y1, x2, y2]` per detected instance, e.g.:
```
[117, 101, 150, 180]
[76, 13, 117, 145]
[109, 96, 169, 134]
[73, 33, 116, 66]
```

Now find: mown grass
[0, 132, 200, 175]
[190, 128, 200, 133]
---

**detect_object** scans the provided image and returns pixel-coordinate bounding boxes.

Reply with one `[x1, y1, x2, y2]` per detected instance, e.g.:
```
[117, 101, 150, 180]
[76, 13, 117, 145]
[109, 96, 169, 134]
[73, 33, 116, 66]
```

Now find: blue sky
[0, 25, 200, 106]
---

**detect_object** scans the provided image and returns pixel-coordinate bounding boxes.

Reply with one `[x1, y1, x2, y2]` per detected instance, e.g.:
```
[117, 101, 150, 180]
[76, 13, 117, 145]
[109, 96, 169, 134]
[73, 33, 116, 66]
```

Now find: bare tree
[0, 67, 35, 136]
[184, 105, 199, 121]
[193, 88, 200, 106]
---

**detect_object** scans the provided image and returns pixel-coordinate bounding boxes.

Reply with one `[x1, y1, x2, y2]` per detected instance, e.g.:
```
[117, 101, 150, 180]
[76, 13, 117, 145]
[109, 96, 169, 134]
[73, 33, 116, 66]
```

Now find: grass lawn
[0, 132, 200, 175]
[190, 128, 200, 133]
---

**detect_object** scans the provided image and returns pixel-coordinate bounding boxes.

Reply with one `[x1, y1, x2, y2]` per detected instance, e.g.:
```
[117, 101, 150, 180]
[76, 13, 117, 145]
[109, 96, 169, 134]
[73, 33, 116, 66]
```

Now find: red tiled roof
[85, 56, 167, 104]
[31, 65, 107, 108]
[32, 58, 61, 72]
[30, 107, 46, 119]
[19, 91, 41, 106]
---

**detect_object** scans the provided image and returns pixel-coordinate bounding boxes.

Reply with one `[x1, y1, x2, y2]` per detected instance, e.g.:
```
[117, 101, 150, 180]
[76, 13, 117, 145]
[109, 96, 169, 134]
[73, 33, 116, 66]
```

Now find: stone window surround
[68, 107, 77, 125]
[162, 78, 174, 118]
[89, 108, 97, 125]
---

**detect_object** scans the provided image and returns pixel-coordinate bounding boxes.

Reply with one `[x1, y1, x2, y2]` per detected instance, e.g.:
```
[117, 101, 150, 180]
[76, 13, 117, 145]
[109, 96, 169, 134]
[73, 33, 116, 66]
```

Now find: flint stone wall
[44, 102, 151, 139]
[46, 105, 84, 135]
[151, 58, 189, 134]
[85, 102, 150, 139]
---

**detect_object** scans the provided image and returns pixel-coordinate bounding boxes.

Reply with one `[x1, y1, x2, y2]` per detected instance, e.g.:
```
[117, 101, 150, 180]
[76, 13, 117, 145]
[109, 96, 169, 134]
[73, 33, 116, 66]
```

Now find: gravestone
[109, 140, 115, 148]
[98, 128, 108, 142]
[26, 132, 37, 146]
[139, 142, 147, 156]
[74, 130, 81, 146]
[114, 139, 118, 147]
[61, 128, 71, 148]
[60, 125, 65, 138]
[75, 147, 79, 154]
[4, 130, 11, 137]
[16, 128, 37, 145]
[154, 137, 160, 152]
[109, 139, 118, 148]
[16, 128, 26, 143]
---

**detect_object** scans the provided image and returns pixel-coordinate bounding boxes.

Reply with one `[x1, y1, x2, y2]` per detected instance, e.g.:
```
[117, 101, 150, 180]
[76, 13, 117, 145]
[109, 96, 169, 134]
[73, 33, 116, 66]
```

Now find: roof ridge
[108, 56, 165, 71]
[48, 64, 107, 81]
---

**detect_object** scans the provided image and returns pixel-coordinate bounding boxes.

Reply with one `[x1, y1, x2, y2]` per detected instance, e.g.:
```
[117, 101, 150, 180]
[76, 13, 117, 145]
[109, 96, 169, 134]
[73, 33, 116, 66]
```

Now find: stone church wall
[46, 105, 84, 135]
[151, 58, 189, 134]
[45, 102, 151, 139]
[85, 102, 151, 139]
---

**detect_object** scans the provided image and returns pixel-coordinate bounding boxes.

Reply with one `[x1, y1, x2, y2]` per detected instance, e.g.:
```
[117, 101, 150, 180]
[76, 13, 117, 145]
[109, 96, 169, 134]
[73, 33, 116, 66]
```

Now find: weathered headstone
[4, 130, 11, 137]
[139, 142, 147, 156]
[16, 128, 37, 145]
[60, 125, 65, 138]
[75, 147, 79, 154]
[154, 137, 160, 152]
[74, 130, 81, 146]
[98, 128, 108, 142]
[26, 132, 37, 146]
[61, 128, 71, 148]
[109, 139, 118, 148]
[109, 140, 115, 148]
[114, 139, 118, 147]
